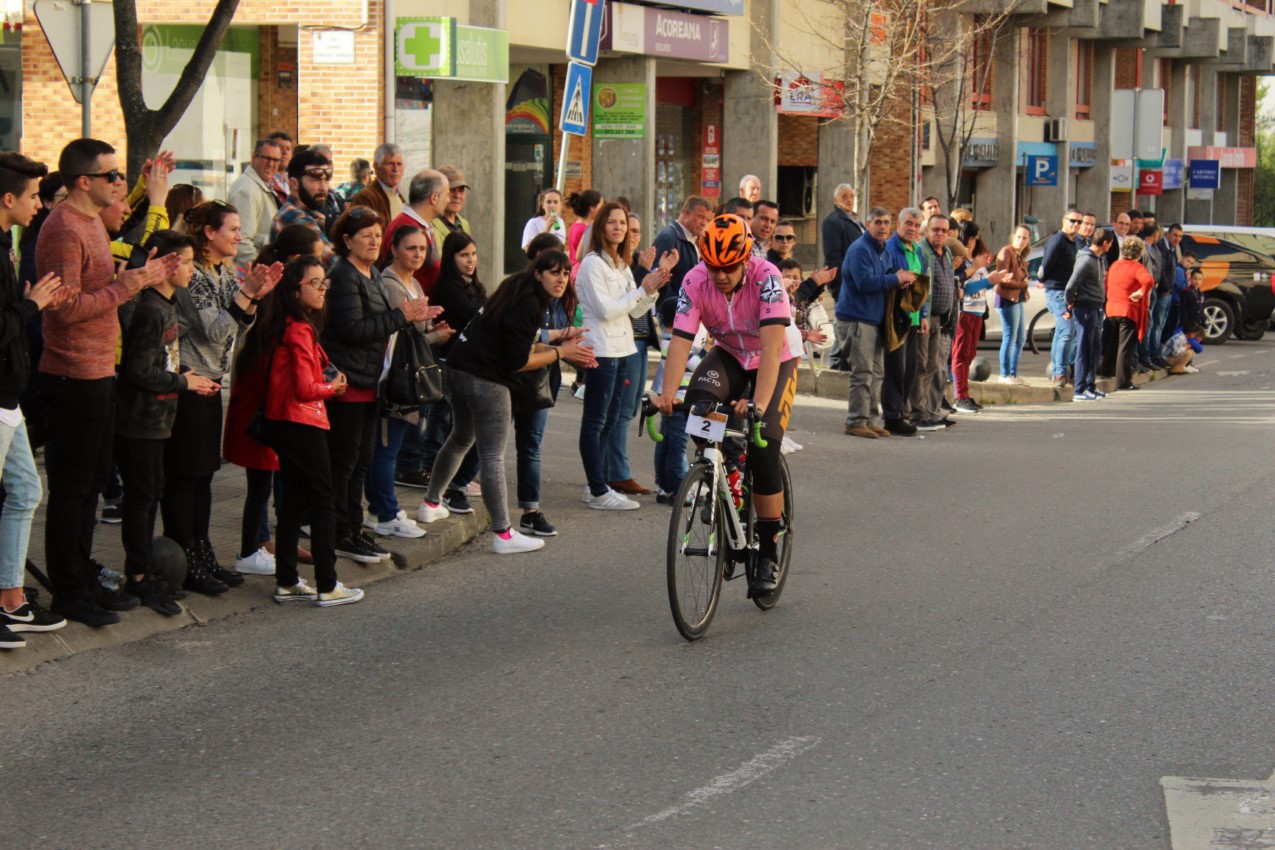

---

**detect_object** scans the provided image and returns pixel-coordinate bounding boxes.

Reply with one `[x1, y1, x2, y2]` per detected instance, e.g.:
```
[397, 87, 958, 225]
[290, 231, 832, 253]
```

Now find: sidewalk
[2, 459, 489, 676]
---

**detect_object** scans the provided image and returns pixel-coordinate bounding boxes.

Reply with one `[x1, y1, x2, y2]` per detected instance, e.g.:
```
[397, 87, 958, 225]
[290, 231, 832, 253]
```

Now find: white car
[978, 281, 1055, 352]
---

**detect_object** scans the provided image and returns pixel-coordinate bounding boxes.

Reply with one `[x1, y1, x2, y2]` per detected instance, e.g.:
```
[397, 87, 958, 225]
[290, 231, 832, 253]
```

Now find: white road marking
[1217, 371, 1251, 376]
[1115, 512, 1202, 563]
[626, 736, 821, 829]
[1162, 770, 1275, 849]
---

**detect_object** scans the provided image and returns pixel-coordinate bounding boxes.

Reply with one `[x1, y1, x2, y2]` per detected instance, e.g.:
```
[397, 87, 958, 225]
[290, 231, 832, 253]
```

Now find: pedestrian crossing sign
[560, 61, 592, 135]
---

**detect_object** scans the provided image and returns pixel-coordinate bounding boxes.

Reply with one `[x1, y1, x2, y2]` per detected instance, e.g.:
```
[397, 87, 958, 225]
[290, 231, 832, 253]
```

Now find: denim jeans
[1138, 290, 1160, 365]
[602, 342, 646, 483]
[1147, 290, 1172, 359]
[578, 356, 628, 497]
[1046, 289, 1075, 378]
[514, 405, 549, 510]
[654, 410, 689, 494]
[425, 368, 514, 532]
[407, 391, 479, 487]
[1071, 303, 1104, 394]
[0, 418, 41, 589]
[365, 416, 413, 522]
[997, 302, 1025, 377]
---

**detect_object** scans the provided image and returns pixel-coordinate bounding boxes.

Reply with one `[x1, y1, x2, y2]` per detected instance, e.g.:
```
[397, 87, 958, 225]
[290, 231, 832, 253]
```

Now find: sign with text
[1025, 155, 1058, 187]
[395, 17, 508, 82]
[1188, 159, 1221, 190]
[1162, 158, 1185, 190]
[702, 123, 721, 198]
[560, 61, 592, 135]
[1137, 169, 1163, 196]
[592, 83, 645, 138]
[1110, 160, 1134, 192]
[602, 1, 728, 63]
[775, 71, 845, 119]
[1187, 146, 1256, 169]
[567, 0, 605, 66]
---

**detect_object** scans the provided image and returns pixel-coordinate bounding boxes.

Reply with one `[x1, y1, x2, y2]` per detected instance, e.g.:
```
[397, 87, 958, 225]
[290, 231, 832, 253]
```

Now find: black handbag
[382, 327, 443, 409]
[511, 365, 555, 413]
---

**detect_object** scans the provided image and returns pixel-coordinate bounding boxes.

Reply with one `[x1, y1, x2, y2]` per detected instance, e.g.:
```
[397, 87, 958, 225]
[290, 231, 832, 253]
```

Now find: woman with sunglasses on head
[164, 201, 282, 595]
[416, 250, 595, 553]
[652, 214, 797, 599]
[575, 201, 676, 511]
[321, 207, 433, 565]
[252, 257, 363, 606]
[364, 224, 449, 539]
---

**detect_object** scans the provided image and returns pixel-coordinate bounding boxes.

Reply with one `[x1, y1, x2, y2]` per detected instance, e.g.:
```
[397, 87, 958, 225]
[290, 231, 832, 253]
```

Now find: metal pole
[556, 131, 571, 192]
[80, 0, 91, 136]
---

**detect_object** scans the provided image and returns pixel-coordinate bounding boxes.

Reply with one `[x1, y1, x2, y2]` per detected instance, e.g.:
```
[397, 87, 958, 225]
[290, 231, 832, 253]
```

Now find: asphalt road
[5, 337, 1275, 850]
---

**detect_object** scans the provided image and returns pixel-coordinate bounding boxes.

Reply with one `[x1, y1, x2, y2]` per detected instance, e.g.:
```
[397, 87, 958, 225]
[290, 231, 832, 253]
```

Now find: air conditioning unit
[1043, 117, 1069, 142]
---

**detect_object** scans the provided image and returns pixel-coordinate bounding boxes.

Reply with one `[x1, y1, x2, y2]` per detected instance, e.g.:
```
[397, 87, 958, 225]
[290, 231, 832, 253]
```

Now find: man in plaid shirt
[271, 147, 334, 261]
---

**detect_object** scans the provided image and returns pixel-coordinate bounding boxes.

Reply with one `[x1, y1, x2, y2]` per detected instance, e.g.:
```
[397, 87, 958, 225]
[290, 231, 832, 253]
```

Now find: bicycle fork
[694, 447, 749, 559]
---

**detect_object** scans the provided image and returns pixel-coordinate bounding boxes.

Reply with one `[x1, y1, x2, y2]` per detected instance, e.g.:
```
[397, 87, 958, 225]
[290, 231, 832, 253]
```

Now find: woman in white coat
[574, 201, 673, 510]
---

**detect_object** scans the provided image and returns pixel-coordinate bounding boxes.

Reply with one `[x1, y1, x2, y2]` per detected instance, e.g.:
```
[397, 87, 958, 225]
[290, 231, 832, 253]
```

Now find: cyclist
[652, 214, 798, 597]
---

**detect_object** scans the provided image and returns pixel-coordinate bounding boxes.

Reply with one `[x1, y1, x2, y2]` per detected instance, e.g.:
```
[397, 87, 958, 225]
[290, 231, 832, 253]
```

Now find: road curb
[0, 508, 490, 677]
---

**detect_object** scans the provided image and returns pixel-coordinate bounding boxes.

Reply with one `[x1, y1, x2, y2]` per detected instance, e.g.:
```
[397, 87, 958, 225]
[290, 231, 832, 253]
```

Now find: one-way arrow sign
[560, 61, 592, 135]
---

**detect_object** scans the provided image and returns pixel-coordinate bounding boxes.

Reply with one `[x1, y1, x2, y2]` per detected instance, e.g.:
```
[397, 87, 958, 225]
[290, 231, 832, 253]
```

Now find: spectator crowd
[0, 139, 1209, 648]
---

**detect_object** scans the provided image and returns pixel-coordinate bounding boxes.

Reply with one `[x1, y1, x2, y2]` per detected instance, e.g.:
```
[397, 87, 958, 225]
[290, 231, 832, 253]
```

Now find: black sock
[756, 518, 782, 562]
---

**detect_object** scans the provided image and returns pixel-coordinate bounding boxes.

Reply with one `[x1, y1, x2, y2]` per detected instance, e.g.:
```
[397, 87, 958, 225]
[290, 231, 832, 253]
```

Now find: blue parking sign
[560, 62, 592, 135]
[1025, 155, 1058, 187]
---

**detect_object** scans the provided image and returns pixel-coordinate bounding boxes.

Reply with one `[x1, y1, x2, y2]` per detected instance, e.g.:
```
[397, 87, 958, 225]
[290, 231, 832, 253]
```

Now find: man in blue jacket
[653, 195, 712, 313]
[834, 206, 917, 439]
[1041, 210, 1082, 385]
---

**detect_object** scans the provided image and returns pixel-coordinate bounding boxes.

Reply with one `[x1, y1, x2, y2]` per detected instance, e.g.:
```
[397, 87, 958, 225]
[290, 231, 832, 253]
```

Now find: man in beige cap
[432, 164, 472, 249]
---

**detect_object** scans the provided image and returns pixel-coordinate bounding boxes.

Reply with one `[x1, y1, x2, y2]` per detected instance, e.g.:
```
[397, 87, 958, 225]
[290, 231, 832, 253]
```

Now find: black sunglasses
[82, 170, 123, 183]
[773, 235, 796, 242]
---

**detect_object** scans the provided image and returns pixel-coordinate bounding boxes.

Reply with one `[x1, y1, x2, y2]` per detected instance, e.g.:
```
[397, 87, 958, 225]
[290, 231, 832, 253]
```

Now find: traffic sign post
[557, 0, 606, 191]
[34, 0, 117, 136]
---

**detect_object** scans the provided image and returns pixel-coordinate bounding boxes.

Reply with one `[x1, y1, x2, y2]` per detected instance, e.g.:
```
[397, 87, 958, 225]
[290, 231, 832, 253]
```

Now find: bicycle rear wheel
[667, 462, 726, 641]
[752, 453, 793, 611]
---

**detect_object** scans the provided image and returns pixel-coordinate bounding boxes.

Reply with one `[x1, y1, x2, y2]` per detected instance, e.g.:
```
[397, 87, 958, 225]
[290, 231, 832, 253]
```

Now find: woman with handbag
[993, 224, 1032, 385]
[364, 225, 448, 538]
[575, 202, 671, 511]
[256, 256, 363, 606]
[320, 208, 432, 565]
[416, 250, 595, 554]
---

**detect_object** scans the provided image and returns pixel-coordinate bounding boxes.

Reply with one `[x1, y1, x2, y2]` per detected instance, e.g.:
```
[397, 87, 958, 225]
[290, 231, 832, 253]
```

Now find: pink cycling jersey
[672, 256, 795, 371]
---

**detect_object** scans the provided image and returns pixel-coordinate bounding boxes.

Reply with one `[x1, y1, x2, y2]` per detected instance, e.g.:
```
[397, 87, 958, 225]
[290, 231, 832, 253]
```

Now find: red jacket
[1105, 259, 1155, 341]
[266, 317, 339, 429]
[223, 356, 280, 471]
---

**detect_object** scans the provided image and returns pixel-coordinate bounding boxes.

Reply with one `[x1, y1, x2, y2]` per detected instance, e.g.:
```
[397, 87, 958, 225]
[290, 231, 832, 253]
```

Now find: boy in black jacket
[0, 152, 71, 648]
[115, 230, 220, 615]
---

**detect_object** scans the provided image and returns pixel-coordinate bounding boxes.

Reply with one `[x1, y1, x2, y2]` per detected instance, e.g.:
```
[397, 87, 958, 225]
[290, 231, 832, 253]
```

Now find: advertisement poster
[592, 83, 646, 139]
[702, 123, 721, 198]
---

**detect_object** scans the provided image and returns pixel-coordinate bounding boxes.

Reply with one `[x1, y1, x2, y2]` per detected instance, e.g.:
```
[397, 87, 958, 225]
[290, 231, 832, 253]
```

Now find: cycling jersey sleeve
[757, 268, 792, 328]
[670, 274, 703, 341]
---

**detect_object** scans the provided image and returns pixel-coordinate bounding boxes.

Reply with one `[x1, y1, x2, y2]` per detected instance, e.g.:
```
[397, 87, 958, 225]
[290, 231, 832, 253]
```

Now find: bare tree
[761, 0, 1020, 205]
[113, 0, 242, 179]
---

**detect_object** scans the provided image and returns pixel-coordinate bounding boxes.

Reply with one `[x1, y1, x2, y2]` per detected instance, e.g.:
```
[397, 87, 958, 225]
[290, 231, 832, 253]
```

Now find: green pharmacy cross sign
[396, 17, 508, 84]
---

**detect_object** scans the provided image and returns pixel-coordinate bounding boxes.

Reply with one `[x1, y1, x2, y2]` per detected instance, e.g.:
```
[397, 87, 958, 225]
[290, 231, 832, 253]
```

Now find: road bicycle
[641, 396, 794, 641]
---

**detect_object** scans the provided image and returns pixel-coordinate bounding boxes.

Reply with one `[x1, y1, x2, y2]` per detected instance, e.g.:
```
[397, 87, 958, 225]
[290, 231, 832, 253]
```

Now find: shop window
[1073, 41, 1092, 120]
[1023, 28, 1046, 116]
[0, 43, 19, 151]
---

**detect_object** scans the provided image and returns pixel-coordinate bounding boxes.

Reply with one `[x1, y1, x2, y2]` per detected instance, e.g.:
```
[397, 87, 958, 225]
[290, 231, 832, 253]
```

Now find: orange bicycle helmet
[699, 214, 753, 267]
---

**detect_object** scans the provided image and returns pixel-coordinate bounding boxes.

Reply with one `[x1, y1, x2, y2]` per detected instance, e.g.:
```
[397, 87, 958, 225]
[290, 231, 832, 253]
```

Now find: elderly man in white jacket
[574, 201, 677, 511]
[227, 138, 283, 268]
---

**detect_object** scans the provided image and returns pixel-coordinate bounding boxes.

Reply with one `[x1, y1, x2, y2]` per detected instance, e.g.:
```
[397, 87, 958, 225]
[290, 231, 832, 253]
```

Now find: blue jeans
[514, 405, 549, 510]
[602, 342, 646, 483]
[1138, 290, 1160, 364]
[0, 419, 41, 589]
[997, 302, 1025, 377]
[1071, 303, 1104, 394]
[365, 416, 413, 521]
[1147, 290, 1172, 360]
[579, 356, 628, 496]
[654, 410, 689, 494]
[1045, 289, 1075, 378]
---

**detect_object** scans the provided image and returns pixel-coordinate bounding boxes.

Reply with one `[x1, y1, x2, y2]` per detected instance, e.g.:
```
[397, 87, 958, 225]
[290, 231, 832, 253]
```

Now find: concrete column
[816, 119, 856, 261]
[1075, 42, 1114, 223]
[591, 56, 658, 240]
[1160, 60, 1189, 224]
[974, 26, 1019, 251]
[430, 0, 507, 280]
[1034, 30, 1074, 219]
[1215, 72, 1241, 224]
[722, 0, 779, 199]
[1186, 64, 1219, 224]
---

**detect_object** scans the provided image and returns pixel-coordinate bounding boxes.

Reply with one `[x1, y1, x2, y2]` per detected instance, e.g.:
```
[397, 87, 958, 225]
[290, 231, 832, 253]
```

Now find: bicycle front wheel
[667, 462, 726, 641]
[752, 453, 794, 611]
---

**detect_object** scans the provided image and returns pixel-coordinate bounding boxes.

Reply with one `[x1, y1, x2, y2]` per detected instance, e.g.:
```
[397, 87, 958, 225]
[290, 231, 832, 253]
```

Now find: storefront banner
[1188, 160, 1221, 190]
[396, 17, 509, 83]
[1068, 142, 1097, 169]
[962, 137, 999, 169]
[633, 0, 742, 15]
[1162, 158, 1185, 190]
[1137, 169, 1163, 196]
[775, 72, 844, 119]
[1187, 146, 1256, 169]
[602, 2, 729, 63]
[1110, 160, 1134, 192]
[702, 123, 721, 199]
[592, 83, 646, 138]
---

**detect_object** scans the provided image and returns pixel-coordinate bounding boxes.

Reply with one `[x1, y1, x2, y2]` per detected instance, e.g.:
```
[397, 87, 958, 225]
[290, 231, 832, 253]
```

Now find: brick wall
[871, 94, 914, 214]
[1115, 47, 1140, 89]
[257, 26, 298, 144]
[778, 115, 818, 167]
[550, 62, 594, 222]
[21, 0, 377, 176]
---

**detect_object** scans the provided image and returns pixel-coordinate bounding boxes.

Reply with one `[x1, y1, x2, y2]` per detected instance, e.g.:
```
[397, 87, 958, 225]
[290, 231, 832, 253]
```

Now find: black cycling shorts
[683, 348, 797, 496]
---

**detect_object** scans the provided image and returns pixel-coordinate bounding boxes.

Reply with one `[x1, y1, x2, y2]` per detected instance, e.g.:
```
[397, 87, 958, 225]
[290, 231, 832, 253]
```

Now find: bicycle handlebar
[640, 394, 768, 449]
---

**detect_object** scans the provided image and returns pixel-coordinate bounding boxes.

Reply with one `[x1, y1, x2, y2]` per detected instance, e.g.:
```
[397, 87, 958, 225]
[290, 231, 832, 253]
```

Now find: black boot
[182, 547, 229, 596]
[196, 538, 244, 588]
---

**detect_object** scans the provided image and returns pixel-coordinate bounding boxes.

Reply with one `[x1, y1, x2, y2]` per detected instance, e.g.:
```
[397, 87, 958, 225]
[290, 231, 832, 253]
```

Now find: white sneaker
[492, 528, 546, 554]
[573, 384, 586, 400]
[317, 582, 365, 607]
[374, 510, 426, 538]
[234, 547, 276, 576]
[586, 489, 640, 511]
[361, 513, 377, 531]
[582, 485, 593, 503]
[1185, 364, 1200, 373]
[997, 376, 1015, 384]
[781, 435, 802, 454]
[417, 500, 449, 523]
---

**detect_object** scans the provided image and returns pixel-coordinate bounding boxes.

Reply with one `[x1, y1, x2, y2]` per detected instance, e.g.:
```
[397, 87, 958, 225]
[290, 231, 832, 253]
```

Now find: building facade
[5, 0, 1272, 277]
